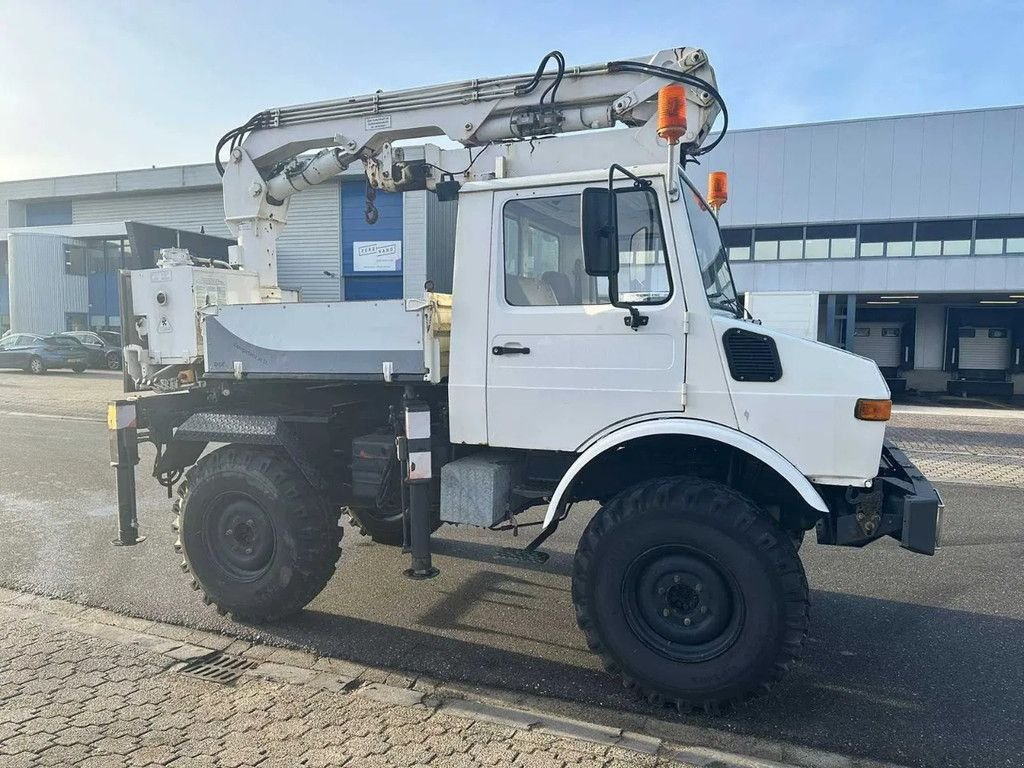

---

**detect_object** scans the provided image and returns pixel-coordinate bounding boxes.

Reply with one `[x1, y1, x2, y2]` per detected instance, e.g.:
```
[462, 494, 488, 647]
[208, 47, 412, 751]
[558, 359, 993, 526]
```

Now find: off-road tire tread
[345, 506, 404, 545]
[571, 476, 809, 714]
[172, 445, 342, 622]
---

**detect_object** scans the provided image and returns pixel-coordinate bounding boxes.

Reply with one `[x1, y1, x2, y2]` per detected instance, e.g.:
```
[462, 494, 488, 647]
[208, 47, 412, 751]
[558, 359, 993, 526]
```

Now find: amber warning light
[707, 171, 728, 212]
[657, 84, 688, 144]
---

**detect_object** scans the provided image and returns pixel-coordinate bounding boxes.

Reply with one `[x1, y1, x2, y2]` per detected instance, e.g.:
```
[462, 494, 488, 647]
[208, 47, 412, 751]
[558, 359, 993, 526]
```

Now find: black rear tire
[346, 504, 441, 546]
[572, 477, 809, 712]
[173, 445, 342, 622]
[106, 351, 122, 371]
[346, 505, 405, 545]
[29, 356, 46, 375]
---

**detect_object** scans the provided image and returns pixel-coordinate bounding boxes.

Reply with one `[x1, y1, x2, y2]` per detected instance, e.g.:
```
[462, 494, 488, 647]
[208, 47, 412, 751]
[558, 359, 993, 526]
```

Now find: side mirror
[581, 188, 618, 277]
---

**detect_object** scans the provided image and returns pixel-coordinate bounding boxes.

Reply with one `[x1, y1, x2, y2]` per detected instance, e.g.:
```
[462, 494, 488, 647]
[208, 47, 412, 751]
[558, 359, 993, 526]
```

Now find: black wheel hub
[205, 494, 275, 580]
[622, 544, 745, 662]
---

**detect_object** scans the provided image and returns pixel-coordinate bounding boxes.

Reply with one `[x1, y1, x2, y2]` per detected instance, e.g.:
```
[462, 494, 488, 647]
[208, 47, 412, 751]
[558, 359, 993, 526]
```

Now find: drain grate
[179, 652, 259, 684]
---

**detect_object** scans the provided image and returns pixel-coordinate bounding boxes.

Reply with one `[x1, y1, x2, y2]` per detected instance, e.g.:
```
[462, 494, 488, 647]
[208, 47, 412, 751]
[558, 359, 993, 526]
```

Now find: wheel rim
[204, 493, 276, 581]
[30, 359, 42, 373]
[107, 354, 121, 370]
[621, 544, 745, 663]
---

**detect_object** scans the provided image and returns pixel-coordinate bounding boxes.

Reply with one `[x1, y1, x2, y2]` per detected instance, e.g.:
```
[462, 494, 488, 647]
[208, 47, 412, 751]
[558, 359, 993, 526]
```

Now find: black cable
[515, 50, 566, 105]
[539, 51, 565, 105]
[423, 141, 492, 179]
[607, 60, 729, 155]
[215, 111, 271, 175]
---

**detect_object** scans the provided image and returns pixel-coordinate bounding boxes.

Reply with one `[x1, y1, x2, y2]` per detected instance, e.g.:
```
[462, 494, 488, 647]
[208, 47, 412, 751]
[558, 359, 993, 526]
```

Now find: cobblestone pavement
[0, 588, 851, 768]
[889, 407, 1024, 487]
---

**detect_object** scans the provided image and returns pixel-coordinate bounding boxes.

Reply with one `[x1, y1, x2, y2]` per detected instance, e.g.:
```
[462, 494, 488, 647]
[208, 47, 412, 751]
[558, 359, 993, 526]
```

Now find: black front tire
[173, 445, 342, 622]
[573, 477, 809, 712]
[28, 357, 46, 375]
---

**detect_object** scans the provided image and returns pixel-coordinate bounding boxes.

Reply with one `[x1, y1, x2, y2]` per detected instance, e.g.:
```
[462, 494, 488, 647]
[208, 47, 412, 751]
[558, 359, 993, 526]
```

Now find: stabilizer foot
[404, 566, 440, 580]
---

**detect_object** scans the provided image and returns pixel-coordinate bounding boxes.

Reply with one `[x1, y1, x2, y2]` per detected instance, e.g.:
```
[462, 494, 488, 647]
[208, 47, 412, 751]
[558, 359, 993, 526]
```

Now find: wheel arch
[543, 419, 829, 529]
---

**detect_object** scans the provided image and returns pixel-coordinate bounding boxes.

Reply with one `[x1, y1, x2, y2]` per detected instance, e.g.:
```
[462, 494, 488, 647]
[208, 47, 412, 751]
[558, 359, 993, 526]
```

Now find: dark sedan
[0, 333, 90, 374]
[60, 330, 123, 370]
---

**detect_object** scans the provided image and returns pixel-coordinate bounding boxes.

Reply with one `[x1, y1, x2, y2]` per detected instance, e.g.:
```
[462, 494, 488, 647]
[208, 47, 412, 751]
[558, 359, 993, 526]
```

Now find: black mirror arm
[606, 166, 652, 331]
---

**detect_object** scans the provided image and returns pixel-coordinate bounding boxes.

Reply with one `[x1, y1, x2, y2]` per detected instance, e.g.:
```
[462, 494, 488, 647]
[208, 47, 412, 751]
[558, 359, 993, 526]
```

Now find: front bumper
[817, 441, 943, 555]
[879, 442, 943, 555]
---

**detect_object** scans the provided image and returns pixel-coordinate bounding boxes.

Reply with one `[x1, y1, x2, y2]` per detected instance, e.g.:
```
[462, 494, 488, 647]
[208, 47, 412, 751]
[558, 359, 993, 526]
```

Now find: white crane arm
[218, 46, 723, 289]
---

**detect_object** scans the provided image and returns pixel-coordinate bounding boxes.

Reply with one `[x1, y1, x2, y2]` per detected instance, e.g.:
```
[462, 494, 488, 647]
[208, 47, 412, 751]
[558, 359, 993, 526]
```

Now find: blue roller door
[340, 181, 403, 300]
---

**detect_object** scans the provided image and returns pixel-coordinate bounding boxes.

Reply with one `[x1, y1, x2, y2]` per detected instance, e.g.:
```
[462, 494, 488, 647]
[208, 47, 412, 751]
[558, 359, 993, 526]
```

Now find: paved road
[1, 371, 1023, 768]
[0, 589, 688, 768]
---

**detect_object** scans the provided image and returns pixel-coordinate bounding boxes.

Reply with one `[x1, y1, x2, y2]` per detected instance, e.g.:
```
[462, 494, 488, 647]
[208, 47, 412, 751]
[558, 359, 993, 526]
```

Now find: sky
[0, 0, 1022, 182]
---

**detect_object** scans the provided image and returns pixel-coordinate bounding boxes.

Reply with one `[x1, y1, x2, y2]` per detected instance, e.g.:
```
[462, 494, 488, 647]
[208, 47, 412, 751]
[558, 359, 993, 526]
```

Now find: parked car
[60, 330, 124, 370]
[0, 333, 90, 374]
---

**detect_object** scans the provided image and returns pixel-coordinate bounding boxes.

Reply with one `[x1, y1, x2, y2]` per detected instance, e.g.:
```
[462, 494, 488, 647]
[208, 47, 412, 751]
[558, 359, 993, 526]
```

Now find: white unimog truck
[108, 46, 942, 711]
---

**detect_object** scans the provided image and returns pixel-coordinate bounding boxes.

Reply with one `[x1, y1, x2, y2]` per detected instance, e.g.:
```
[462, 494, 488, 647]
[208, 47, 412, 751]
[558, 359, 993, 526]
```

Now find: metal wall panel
[861, 119, 896, 220]
[979, 109, 1016, 214]
[914, 304, 945, 369]
[72, 189, 230, 236]
[754, 130, 785, 223]
[277, 183, 341, 302]
[1011, 109, 1024, 214]
[834, 121, 867, 221]
[948, 111, 985, 215]
[7, 232, 81, 333]
[426, 194, 458, 293]
[807, 124, 839, 222]
[402, 191, 427, 300]
[723, 131, 759, 224]
[890, 117, 925, 219]
[918, 114, 954, 215]
[780, 127, 812, 223]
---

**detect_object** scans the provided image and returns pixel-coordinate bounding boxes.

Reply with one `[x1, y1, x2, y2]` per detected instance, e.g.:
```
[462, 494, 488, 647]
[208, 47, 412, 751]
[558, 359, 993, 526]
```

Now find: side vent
[722, 328, 782, 382]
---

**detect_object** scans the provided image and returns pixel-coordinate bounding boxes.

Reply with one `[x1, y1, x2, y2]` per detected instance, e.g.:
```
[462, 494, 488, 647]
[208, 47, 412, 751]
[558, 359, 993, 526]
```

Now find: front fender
[542, 418, 829, 528]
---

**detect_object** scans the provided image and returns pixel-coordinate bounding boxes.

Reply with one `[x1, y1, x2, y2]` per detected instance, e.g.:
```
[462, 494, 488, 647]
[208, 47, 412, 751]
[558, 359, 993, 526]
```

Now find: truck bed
[201, 294, 451, 383]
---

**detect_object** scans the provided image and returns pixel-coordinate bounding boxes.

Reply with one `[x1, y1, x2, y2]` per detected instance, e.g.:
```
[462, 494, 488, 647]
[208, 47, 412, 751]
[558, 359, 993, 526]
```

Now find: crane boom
[218, 46, 723, 290]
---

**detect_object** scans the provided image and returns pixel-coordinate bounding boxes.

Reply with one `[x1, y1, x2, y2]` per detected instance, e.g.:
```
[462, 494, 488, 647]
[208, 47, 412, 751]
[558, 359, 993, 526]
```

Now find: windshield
[680, 170, 740, 316]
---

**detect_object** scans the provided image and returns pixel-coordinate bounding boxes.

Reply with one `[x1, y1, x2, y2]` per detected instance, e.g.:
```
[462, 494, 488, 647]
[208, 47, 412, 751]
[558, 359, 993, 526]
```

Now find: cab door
[485, 179, 687, 452]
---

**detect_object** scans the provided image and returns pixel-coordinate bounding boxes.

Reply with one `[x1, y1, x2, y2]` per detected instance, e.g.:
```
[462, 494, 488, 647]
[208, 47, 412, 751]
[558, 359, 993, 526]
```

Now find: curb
[0, 587, 911, 768]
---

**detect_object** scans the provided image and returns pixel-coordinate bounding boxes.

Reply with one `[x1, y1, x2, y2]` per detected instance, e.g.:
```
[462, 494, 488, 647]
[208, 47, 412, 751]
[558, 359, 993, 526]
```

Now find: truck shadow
[251, 588, 1023, 768]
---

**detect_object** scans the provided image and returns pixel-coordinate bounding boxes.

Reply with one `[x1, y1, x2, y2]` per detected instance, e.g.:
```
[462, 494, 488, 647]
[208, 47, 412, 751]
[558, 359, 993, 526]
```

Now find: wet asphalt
[0, 371, 1022, 768]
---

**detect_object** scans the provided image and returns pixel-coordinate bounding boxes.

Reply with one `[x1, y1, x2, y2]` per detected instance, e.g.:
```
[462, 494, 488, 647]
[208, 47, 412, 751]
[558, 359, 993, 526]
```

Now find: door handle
[492, 345, 530, 356]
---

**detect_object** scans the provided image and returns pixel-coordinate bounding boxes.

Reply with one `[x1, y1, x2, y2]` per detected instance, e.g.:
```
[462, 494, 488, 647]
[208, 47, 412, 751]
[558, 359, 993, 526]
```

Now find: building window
[65, 313, 88, 331]
[805, 224, 856, 259]
[0, 242, 7, 276]
[754, 226, 803, 261]
[722, 228, 752, 261]
[860, 222, 913, 258]
[976, 217, 1024, 255]
[25, 200, 72, 227]
[64, 245, 87, 275]
[916, 219, 972, 257]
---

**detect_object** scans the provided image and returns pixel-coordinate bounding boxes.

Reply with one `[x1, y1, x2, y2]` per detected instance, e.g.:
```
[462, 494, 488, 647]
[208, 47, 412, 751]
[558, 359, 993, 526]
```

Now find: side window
[614, 188, 671, 304]
[503, 189, 672, 307]
[0, 337, 12, 350]
[504, 195, 586, 307]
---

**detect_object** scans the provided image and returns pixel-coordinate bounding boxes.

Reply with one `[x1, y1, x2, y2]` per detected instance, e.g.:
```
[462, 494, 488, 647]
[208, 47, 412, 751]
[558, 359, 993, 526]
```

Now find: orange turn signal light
[657, 84, 688, 144]
[855, 398, 892, 422]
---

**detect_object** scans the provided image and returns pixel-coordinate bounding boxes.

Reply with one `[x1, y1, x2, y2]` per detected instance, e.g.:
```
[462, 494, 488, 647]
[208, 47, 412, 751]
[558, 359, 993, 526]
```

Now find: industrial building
[0, 154, 455, 336]
[2, 103, 1023, 395]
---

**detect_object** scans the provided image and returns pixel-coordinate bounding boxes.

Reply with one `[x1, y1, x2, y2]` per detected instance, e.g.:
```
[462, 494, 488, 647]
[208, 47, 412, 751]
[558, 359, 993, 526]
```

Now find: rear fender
[542, 419, 829, 528]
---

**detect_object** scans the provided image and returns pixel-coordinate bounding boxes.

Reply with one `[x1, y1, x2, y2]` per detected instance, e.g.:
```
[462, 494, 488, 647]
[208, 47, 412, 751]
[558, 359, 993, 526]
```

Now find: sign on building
[353, 241, 402, 273]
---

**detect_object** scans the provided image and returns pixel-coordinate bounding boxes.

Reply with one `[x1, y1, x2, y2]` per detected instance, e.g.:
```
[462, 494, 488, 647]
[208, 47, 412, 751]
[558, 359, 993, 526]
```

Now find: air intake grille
[722, 328, 783, 382]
